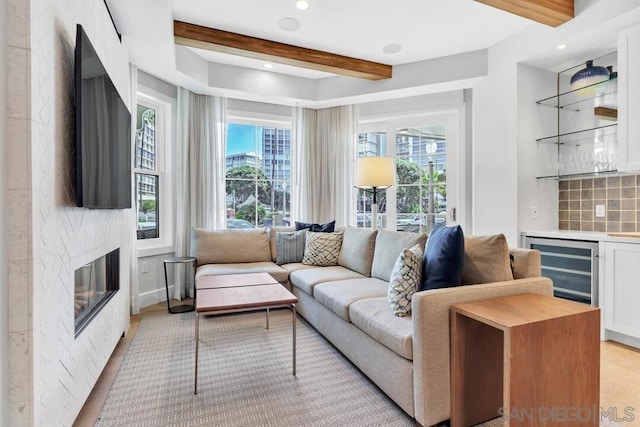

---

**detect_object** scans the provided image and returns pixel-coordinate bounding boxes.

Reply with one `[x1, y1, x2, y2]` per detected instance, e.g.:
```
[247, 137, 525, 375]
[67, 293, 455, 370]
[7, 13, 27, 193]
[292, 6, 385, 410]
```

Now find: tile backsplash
[559, 175, 640, 232]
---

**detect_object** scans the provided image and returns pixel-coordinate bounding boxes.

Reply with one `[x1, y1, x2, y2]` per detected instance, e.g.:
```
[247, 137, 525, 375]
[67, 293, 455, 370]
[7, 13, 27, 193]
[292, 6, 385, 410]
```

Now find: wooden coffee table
[194, 273, 298, 394]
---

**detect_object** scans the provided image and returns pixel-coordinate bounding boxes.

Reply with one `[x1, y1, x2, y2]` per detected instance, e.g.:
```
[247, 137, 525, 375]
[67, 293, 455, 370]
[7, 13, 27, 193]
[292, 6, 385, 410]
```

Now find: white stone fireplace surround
[5, 0, 132, 425]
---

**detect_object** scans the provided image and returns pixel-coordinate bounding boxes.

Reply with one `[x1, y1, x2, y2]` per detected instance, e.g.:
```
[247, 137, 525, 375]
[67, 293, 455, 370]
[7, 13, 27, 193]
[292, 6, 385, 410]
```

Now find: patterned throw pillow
[276, 230, 307, 265]
[302, 231, 344, 266]
[388, 244, 424, 317]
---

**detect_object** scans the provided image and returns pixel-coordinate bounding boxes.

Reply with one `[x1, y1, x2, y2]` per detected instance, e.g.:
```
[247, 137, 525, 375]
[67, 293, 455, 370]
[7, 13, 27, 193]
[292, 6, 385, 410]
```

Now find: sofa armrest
[411, 277, 553, 427]
[510, 247, 541, 279]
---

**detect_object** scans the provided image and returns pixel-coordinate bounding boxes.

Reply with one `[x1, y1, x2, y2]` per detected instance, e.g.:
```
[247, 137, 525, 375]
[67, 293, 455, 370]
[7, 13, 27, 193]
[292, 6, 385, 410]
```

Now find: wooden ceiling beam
[474, 0, 574, 27]
[173, 20, 392, 80]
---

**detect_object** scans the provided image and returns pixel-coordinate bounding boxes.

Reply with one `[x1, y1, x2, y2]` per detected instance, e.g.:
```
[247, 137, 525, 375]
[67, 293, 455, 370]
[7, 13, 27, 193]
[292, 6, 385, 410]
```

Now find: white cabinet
[603, 242, 640, 345]
[617, 23, 640, 171]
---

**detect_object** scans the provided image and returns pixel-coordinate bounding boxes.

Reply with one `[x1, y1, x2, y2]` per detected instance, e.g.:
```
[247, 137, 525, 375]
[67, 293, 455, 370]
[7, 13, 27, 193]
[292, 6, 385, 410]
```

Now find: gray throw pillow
[276, 230, 307, 265]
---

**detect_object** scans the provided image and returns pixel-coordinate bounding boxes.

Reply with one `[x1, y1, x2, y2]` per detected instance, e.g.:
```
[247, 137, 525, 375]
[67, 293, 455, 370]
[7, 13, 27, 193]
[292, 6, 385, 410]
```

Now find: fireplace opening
[75, 248, 120, 337]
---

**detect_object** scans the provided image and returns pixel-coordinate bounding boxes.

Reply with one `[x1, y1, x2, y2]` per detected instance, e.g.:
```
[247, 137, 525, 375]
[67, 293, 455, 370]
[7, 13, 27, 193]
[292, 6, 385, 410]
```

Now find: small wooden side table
[163, 256, 196, 314]
[451, 293, 600, 427]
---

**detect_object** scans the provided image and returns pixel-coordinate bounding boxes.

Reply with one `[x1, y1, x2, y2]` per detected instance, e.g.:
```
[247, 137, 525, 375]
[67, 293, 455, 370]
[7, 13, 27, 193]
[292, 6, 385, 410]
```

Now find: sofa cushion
[371, 229, 428, 282]
[461, 234, 514, 285]
[388, 244, 424, 317]
[295, 220, 336, 232]
[276, 230, 307, 265]
[279, 262, 316, 274]
[313, 278, 389, 321]
[338, 227, 377, 277]
[195, 262, 288, 283]
[302, 231, 343, 266]
[349, 297, 414, 360]
[289, 266, 365, 296]
[268, 226, 295, 262]
[191, 228, 271, 266]
[420, 225, 465, 291]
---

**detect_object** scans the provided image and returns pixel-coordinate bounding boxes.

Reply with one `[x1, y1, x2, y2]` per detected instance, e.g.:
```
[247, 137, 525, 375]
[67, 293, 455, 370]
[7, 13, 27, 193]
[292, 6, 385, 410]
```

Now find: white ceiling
[108, 0, 539, 80]
[105, 0, 640, 106]
[172, 0, 536, 76]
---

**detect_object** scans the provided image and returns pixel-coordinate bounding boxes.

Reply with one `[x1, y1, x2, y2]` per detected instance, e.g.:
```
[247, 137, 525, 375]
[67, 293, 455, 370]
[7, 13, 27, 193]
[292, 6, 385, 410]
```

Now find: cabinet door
[604, 242, 640, 337]
[618, 23, 640, 171]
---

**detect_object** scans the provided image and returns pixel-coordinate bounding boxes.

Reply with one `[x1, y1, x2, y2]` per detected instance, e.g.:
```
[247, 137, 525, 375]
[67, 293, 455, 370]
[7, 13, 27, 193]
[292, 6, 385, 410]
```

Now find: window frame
[134, 91, 174, 256]
[225, 111, 292, 229]
[356, 110, 462, 232]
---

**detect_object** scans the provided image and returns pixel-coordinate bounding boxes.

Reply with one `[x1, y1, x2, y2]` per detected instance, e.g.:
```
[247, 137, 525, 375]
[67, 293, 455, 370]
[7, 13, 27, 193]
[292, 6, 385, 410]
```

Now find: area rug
[97, 309, 622, 427]
[97, 309, 413, 426]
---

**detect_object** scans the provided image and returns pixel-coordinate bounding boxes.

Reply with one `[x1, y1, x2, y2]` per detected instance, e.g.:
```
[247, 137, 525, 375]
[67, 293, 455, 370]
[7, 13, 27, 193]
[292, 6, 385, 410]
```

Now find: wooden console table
[451, 293, 600, 427]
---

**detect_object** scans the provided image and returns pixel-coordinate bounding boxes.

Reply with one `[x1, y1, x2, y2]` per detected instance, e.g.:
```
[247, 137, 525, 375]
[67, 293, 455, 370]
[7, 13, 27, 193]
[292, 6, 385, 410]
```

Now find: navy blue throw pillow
[420, 224, 465, 291]
[295, 220, 336, 233]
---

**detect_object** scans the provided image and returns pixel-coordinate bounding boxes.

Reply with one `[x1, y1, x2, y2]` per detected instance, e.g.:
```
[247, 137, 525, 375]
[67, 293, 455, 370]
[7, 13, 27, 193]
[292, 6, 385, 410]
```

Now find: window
[395, 125, 448, 233]
[356, 112, 459, 233]
[135, 103, 159, 239]
[134, 92, 173, 251]
[225, 123, 292, 228]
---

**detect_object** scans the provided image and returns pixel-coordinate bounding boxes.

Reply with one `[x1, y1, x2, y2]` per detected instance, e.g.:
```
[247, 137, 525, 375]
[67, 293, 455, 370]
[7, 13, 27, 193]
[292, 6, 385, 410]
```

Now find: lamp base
[372, 203, 378, 231]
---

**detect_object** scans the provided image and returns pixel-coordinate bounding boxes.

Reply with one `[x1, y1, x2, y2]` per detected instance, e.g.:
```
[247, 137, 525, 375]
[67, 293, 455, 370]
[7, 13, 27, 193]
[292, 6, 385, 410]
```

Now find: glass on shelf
[557, 151, 617, 176]
[536, 124, 618, 179]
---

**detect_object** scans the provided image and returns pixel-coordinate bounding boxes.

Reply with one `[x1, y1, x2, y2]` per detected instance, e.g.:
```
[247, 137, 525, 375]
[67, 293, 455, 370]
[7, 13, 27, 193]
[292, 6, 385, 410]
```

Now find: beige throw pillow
[302, 232, 344, 266]
[461, 234, 513, 285]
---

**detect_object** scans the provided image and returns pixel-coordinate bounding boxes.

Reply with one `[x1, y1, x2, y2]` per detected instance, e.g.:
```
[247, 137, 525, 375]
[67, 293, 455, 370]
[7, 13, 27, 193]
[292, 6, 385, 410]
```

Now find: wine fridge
[524, 236, 599, 306]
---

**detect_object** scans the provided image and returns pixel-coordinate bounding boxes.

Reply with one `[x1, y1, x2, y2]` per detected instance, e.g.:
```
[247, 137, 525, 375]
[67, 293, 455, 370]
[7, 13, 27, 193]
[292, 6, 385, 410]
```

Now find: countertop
[522, 230, 640, 244]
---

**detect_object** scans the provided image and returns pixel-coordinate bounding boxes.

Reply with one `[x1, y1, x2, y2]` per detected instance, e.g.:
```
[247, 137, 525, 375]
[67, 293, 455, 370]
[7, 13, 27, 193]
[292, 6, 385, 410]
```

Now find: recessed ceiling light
[279, 17, 301, 31]
[557, 44, 568, 50]
[296, 0, 309, 10]
[382, 43, 402, 54]
[264, 63, 274, 69]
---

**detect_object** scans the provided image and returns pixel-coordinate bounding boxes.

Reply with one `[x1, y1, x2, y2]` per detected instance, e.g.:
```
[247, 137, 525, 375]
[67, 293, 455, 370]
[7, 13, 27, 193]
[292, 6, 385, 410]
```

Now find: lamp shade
[570, 60, 610, 94]
[355, 157, 395, 189]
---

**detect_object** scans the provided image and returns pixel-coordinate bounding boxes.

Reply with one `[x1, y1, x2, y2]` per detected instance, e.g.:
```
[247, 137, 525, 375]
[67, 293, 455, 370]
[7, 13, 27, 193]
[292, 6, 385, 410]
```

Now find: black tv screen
[75, 24, 132, 209]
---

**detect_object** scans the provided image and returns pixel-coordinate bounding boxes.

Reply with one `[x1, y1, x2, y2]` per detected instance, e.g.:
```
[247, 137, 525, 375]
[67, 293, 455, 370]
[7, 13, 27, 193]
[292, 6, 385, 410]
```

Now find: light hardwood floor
[73, 302, 640, 426]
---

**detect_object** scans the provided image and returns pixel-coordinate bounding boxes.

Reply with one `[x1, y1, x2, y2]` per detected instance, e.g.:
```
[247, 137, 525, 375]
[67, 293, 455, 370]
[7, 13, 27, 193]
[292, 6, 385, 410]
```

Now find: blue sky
[227, 123, 258, 155]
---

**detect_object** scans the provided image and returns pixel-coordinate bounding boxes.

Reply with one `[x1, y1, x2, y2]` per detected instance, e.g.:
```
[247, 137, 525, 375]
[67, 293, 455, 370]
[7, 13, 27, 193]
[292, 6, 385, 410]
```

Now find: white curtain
[129, 64, 140, 315]
[293, 105, 357, 226]
[175, 88, 227, 299]
[292, 107, 316, 223]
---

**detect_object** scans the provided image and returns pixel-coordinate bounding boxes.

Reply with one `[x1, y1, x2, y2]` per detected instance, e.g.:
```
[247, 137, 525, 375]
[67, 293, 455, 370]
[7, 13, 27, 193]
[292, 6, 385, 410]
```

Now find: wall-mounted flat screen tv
[75, 24, 131, 209]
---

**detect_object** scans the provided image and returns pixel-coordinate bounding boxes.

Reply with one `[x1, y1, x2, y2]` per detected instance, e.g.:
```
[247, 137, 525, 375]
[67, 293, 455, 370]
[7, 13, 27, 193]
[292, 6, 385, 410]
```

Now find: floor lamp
[355, 157, 395, 230]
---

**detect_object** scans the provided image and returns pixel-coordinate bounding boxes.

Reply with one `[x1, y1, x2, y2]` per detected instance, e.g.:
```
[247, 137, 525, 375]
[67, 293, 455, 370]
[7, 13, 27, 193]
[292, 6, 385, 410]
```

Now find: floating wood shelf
[594, 106, 618, 120]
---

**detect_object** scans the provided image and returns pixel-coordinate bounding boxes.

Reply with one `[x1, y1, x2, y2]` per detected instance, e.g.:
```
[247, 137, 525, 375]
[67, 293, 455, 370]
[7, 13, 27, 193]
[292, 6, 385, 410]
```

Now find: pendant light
[570, 60, 610, 95]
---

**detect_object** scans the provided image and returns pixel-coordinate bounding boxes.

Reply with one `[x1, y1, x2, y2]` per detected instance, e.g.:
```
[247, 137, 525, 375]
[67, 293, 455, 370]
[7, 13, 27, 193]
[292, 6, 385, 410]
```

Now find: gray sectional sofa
[190, 226, 553, 427]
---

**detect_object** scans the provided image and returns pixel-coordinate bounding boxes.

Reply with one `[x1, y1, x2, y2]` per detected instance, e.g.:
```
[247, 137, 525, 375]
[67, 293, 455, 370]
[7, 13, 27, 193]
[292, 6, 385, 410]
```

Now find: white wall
[138, 253, 174, 308]
[472, 47, 520, 245]
[4, 0, 131, 425]
[0, 0, 9, 423]
[517, 64, 559, 235]
[31, 2, 131, 423]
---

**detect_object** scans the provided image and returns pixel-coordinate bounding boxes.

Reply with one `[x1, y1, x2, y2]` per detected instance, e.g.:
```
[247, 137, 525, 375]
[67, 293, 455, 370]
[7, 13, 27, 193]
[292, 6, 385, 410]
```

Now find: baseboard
[604, 330, 640, 350]
[139, 286, 173, 309]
